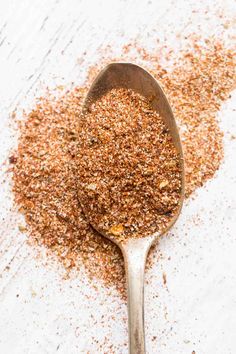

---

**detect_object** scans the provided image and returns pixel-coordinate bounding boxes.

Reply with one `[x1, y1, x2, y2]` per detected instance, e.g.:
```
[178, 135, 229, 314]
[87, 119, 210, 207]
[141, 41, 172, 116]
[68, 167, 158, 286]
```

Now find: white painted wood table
[0, 0, 235, 353]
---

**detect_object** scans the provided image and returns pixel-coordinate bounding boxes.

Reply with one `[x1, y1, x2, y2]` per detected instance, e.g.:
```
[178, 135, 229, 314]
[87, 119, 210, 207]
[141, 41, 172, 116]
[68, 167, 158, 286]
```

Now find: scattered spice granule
[18, 224, 27, 233]
[11, 37, 236, 293]
[162, 272, 167, 285]
[76, 88, 182, 240]
[9, 155, 17, 164]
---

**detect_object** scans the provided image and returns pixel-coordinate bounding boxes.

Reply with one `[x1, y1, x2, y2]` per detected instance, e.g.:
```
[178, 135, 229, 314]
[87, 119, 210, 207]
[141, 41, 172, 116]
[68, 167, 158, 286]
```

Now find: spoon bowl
[81, 63, 185, 354]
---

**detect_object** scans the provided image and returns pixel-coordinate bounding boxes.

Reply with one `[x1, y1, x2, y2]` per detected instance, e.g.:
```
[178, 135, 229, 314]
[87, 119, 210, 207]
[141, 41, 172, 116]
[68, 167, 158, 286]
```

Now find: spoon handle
[122, 239, 152, 354]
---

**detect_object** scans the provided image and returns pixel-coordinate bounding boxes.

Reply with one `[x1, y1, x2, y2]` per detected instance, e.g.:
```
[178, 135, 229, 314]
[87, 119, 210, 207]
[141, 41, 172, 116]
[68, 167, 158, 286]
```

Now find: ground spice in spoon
[76, 88, 182, 240]
[11, 37, 236, 293]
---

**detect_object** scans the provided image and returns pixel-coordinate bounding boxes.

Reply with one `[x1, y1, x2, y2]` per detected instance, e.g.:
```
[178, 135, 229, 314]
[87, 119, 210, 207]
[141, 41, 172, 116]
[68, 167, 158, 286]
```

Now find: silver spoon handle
[122, 239, 151, 354]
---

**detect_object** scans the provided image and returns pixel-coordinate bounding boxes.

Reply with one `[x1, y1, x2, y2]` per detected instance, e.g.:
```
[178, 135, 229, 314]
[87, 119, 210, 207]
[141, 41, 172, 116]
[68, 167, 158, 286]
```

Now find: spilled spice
[156, 40, 235, 196]
[162, 272, 167, 286]
[11, 37, 236, 293]
[76, 88, 182, 240]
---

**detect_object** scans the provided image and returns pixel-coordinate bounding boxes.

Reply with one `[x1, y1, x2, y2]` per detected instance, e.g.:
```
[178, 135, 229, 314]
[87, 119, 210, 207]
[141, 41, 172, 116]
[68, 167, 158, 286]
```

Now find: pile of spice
[155, 40, 235, 196]
[76, 88, 182, 240]
[11, 37, 236, 293]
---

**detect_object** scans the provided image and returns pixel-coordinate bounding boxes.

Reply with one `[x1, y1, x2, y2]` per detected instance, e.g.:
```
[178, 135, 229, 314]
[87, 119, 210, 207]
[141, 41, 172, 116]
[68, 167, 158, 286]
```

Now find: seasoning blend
[11, 38, 236, 293]
[76, 87, 182, 241]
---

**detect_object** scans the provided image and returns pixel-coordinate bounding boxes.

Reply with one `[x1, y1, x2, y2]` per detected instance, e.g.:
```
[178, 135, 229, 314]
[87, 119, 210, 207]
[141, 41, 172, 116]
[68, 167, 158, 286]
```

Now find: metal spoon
[81, 63, 185, 354]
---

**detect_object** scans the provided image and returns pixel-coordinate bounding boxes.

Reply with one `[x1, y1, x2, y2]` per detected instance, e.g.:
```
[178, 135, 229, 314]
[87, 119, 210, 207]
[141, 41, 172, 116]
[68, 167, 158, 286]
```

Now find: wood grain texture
[0, 0, 235, 353]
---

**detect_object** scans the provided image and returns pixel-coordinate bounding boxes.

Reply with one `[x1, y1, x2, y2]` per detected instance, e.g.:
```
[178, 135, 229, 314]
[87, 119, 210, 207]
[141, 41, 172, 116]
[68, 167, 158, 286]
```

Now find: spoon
[81, 63, 185, 354]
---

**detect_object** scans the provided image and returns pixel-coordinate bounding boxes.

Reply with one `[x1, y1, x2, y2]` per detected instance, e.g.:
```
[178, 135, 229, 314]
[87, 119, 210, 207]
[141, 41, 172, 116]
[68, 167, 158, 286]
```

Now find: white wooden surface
[0, 1, 236, 353]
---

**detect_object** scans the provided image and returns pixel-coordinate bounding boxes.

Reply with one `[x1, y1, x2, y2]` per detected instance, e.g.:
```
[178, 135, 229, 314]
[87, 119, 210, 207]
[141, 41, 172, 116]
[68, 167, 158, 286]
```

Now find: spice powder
[11, 37, 236, 293]
[76, 88, 182, 240]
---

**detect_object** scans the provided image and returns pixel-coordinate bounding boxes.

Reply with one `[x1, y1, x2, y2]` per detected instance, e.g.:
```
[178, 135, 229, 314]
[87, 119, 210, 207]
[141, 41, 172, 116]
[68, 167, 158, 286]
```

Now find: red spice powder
[11, 37, 236, 294]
